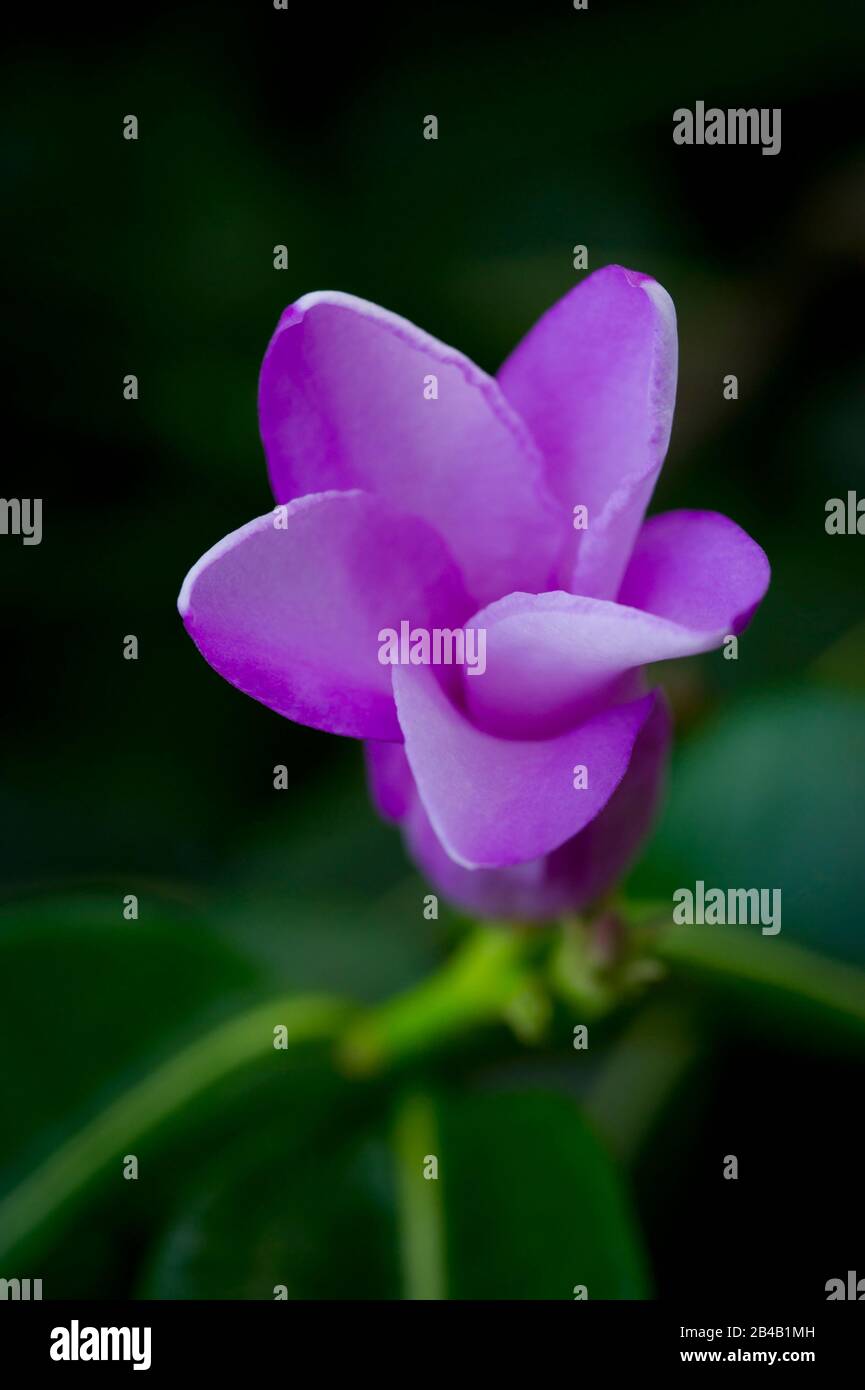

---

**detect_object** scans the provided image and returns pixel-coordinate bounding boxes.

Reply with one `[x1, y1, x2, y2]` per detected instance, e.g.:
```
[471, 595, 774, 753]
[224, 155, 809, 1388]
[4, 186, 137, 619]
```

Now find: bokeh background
[2, 0, 865, 1299]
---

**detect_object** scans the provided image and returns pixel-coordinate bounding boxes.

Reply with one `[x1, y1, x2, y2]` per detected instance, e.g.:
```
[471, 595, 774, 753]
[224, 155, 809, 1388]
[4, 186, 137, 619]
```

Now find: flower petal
[461, 589, 724, 740]
[617, 509, 771, 634]
[497, 265, 678, 598]
[178, 490, 470, 741]
[462, 513, 768, 739]
[258, 291, 561, 607]
[393, 661, 656, 868]
[400, 692, 671, 920]
[364, 739, 414, 823]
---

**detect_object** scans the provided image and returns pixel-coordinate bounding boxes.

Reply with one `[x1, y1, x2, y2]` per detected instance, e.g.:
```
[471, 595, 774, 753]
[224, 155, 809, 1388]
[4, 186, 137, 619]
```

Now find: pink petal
[460, 590, 724, 740]
[178, 491, 470, 741]
[617, 509, 771, 633]
[393, 661, 656, 868]
[259, 291, 561, 608]
[401, 692, 671, 920]
[364, 739, 414, 823]
[497, 265, 678, 599]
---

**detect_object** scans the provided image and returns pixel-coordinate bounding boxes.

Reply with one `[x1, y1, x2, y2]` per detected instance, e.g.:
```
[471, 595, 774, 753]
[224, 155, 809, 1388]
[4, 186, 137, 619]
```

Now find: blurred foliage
[630, 687, 865, 966]
[437, 1090, 648, 1299]
[2, 0, 865, 1299]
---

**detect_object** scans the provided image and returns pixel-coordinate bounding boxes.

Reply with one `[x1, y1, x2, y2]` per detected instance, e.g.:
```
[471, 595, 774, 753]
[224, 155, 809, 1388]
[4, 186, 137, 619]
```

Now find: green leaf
[629, 689, 865, 966]
[434, 1089, 648, 1299]
[0, 892, 263, 1179]
[141, 1120, 401, 1300]
[142, 1087, 647, 1301]
[0, 992, 352, 1268]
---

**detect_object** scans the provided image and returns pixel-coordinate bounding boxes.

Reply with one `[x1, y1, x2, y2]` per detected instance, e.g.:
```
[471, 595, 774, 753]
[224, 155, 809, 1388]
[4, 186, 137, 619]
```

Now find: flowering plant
[179, 266, 769, 919]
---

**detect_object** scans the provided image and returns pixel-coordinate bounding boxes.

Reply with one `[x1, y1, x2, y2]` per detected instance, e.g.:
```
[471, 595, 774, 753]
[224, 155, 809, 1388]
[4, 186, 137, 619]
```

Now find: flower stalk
[337, 925, 540, 1076]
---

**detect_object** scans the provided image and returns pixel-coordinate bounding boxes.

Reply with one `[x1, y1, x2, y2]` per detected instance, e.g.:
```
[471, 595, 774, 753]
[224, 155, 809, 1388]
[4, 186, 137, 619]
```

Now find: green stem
[8, 912, 862, 1270]
[0, 995, 351, 1264]
[0, 927, 537, 1266]
[338, 925, 537, 1076]
[656, 923, 865, 1036]
[391, 1091, 447, 1300]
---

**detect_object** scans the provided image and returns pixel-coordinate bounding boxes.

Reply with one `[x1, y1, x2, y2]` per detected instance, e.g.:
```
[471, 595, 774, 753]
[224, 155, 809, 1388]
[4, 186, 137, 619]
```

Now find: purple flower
[178, 266, 769, 921]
